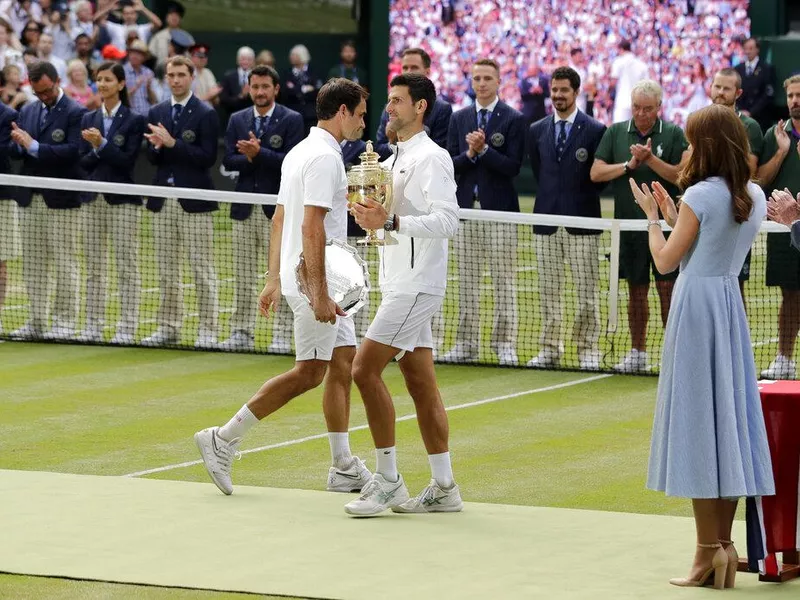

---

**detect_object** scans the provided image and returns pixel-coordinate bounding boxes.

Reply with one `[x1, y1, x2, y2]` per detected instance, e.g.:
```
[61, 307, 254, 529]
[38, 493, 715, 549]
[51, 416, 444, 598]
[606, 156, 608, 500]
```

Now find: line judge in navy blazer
[373, 47, 451, 159]
[142, 55, 221, 349]
[78, 61, 146, 346]
[9, 60, 86, 340]
[526, 66, 607, 371]
[220, 65, 302, 352]
[441, 58, 525, 367]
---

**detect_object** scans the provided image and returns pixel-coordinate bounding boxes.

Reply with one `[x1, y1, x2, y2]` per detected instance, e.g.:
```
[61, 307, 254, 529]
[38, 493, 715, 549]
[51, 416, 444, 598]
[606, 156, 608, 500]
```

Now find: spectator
[189, 43, 219, 108]
[166, 28, 193, 62]
[373, 47, 452, 160]
[590, 79, 689, 373]
[755, 75, 800, 380]
[255, 48, 275, 68]
[219, 64, 301, 352]
[0, 16, 25, 76]
[327, 39, 366, 85]
[0, 100, 18, 335]
[63, 58, 99, 109]
[519, 60, 549, 125]
[19, 19, 41, 51]
[147, 0, 187, 67]
[123, 38, 157, 115]
[37, 31, 66, 81]
[142, 55, 220, 349]
[610, 40, 649, 123]
[219, 45, 254, 119]
[9, 60, 86, 341]
[96, 0, 161, 50]
[281, 44, 322, 134]
[70, 1, 95, 41]
[0, 0, 42, 39]
[569, 47, 589, 113]
[442, 58, 525, 366]
[42, 6, 72, 61]
[527, 66, 607, 371]
[1, 63, 31, 108]
[78, 60, 146, 344]
[734, 37, 775, 132]
[73, 32, 100, 81]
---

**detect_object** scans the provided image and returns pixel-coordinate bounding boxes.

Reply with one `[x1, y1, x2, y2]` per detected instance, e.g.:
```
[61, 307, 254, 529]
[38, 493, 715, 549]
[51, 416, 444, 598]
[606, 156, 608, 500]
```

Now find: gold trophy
[347, 140, 394, 246]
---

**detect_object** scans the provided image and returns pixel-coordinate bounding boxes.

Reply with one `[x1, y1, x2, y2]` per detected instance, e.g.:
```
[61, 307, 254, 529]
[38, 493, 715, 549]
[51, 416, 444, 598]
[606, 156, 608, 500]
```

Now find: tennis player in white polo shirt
[345, 73, 462, 516]
[195, 78, 372, 496]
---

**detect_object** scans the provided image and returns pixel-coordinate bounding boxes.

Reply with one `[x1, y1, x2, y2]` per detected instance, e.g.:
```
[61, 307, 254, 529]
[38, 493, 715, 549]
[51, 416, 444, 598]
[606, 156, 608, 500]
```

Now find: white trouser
[534, 228, 600, 354]
[153, 199, 218, 334]
[454, 218, 518, 348]
[83, 197, 141, 335]
[20, 194, 80, 330]
[231, 210, 292, 340]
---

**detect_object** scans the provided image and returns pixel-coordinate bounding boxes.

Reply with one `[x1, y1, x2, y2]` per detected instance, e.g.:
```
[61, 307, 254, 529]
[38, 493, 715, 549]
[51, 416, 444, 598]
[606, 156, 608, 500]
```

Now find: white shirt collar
[42, 88, 64, 111]
[475, 96, 499, 113]
[171, 92, 193, 107]
[554, 106, 579, 124]
[309, 126, 342, 155]
[746, 57, 759, 69]
[253, 104, 276, 119]
[396, 129, 428, 150]
[103, 101, 122, 119]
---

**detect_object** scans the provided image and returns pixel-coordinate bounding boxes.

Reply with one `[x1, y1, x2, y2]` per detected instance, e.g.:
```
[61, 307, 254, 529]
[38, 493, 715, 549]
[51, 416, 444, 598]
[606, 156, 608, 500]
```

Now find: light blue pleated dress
[647, 177, 775, 499]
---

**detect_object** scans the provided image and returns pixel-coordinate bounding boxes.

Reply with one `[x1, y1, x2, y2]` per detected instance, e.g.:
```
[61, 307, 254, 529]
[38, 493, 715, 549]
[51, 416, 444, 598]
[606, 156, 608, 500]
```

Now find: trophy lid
[358, 141, 381, 168]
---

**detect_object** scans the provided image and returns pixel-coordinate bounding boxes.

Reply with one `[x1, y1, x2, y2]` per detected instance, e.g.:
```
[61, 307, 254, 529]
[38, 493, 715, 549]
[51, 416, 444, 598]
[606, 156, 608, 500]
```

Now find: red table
[741, 380, 800, 582]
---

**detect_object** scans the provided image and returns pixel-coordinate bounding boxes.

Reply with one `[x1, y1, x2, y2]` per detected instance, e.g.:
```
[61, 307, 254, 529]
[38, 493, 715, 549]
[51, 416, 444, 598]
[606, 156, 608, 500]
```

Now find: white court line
[124, 373, 612, 478]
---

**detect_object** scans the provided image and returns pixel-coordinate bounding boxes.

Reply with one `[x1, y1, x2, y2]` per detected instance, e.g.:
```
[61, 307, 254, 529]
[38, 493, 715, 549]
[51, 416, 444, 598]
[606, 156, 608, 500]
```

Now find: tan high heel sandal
[719, 540, 738, 588]
[669, 543, 728, 590]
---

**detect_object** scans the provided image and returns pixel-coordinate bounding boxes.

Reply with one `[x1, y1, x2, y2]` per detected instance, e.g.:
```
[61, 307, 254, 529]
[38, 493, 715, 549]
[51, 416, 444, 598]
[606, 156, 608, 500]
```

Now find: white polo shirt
[277, 126, 348, 297]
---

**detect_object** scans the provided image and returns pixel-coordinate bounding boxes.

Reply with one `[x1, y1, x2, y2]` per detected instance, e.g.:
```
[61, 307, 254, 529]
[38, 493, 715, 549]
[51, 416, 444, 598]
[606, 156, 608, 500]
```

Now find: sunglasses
[192, 52, 207, 58]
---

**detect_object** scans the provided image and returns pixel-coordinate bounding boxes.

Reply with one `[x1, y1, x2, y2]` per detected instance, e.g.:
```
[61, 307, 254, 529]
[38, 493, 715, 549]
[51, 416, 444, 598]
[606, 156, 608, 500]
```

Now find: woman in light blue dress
[630, 103, 775, 590]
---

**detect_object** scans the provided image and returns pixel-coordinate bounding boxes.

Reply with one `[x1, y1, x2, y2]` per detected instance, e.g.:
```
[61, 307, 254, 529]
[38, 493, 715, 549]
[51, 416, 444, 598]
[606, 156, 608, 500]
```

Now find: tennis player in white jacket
[346, 73, 461, 516]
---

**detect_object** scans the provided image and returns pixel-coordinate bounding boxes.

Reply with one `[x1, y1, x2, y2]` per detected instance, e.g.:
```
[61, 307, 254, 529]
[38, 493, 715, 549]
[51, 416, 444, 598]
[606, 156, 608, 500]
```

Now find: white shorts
[286, 295, 356, 361]
[0, 201, 20, 261]
[365, 292, 442, 353]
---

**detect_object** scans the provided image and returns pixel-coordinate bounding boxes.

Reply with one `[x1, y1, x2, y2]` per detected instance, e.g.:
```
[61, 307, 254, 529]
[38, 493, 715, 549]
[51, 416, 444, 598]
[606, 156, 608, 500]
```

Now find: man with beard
[527, 66, 607, 371]
[195, 78, 373, 496]
[219, 64, 302, 353]
[710, 67, 763, 304]
[756, 75, 800, 379]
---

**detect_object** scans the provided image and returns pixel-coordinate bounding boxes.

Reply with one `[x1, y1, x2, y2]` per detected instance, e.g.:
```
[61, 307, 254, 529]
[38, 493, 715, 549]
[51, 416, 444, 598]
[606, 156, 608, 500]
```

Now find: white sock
[218, 404, 259, 442]
[376, 447, 398, 482]
[328, 432, 353, 468]
[428, 452, 454, 488]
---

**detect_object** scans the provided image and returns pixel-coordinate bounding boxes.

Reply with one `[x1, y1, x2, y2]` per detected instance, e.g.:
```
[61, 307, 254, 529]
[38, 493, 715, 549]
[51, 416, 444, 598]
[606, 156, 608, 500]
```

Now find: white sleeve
[301, 154, 340, 211]
[397, 153, 459, 239]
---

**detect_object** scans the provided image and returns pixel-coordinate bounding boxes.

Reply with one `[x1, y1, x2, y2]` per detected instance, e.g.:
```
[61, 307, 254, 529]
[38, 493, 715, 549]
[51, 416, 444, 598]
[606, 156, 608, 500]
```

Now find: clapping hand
[767, 188, 800, 227]
[144, 122, 175, 149]
[630, 138, 652, 164]
[775, 120, 790, 154]
[10, 122, 33, 149]
[466, 129, 486, 158]
[236, 132, 261, 161]
[629, 178, 659, 221]
[651, 181, 678, 227]
[81, 127, 104, 149]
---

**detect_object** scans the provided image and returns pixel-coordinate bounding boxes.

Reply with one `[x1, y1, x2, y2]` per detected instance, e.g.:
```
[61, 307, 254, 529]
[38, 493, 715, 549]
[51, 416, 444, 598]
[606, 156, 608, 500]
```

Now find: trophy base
[357, 237, 385, 247]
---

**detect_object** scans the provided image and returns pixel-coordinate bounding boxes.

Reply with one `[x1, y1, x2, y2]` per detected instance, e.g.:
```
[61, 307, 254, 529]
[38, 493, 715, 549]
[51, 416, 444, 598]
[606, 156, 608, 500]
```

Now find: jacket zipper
[410, 238, 415, 269]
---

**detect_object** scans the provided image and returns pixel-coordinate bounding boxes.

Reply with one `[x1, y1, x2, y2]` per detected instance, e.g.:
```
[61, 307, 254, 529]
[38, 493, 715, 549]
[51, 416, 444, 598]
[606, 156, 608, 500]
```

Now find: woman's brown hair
[677, 103, 753, 224]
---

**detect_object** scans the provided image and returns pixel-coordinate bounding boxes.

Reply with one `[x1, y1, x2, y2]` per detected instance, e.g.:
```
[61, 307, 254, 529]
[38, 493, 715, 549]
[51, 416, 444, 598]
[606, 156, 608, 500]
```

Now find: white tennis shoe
[194, 426, 241, 495]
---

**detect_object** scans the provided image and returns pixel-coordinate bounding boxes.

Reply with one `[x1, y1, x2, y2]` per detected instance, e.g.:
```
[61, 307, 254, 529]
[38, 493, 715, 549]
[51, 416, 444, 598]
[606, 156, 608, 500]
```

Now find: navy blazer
[527, 110, 607, 235]
[11, 93, 86, 209]
[223, 103, 303, 220]
[79, 105, 146, 206]
[374, 97, 452, 160]
[342, 139, 367, 237]
[281, 66, 323, 125]
[0, 103, 19, 201]
[448, 100, 525, 212]
[219, 69, 254, 117]
[146, 95, 220, 213]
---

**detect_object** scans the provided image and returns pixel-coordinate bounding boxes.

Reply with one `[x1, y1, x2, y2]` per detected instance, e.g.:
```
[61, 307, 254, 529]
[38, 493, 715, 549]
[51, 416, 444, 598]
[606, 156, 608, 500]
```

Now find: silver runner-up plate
[295, 239, 370, 317]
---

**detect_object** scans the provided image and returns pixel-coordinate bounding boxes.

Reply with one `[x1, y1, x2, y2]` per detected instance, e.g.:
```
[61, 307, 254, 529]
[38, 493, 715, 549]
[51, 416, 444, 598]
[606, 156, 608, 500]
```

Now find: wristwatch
[623, 161, 632, 175]
[383, 213, 397, 232]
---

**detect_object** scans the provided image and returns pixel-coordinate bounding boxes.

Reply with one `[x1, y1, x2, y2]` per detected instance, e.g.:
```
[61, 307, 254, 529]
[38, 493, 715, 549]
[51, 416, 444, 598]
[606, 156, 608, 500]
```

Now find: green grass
[181, 0, 356, 33]
[1, 340, 687, 597]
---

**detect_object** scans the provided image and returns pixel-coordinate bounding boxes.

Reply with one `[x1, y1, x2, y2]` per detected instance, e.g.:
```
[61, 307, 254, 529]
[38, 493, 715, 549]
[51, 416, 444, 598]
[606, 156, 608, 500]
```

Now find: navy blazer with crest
[145, 94, 220, 214]
[526, 110, 607, 235]
[11, 92, 86, 209]
[448, 99, 525, 212]
[79, 104, 146, 205]
[374, 97, 452, 160]
[223, 103, 303, 220]
[0, 103, 19, 202]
